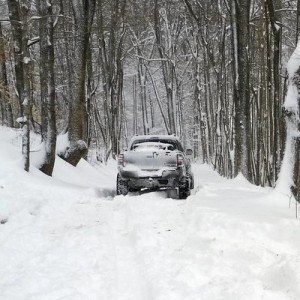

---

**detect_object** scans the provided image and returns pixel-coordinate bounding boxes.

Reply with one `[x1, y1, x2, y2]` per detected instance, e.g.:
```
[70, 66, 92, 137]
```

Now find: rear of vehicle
[116, 135, 193, 199]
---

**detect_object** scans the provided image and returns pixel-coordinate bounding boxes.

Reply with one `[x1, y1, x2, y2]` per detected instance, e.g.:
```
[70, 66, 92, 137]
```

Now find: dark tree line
[0, 0, 300, 194]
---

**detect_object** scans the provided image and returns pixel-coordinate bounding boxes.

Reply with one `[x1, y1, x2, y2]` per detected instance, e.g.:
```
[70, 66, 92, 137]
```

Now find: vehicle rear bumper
[118, 168, 186, 190]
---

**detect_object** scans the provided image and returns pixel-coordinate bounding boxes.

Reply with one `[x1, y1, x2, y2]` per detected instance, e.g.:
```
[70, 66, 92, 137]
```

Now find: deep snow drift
[1, 126, 300, 300]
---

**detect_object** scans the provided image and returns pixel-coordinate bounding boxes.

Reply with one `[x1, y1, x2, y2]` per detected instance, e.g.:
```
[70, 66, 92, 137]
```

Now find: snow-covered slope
[1, 126, 300, 300]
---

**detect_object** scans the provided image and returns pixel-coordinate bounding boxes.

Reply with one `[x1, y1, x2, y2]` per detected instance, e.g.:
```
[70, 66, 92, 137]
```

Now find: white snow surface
[1, 126, 300, 300]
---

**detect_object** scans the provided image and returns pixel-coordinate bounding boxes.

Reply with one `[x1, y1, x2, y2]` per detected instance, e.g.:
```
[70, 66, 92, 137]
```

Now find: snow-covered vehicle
[117, 135, 194, 199]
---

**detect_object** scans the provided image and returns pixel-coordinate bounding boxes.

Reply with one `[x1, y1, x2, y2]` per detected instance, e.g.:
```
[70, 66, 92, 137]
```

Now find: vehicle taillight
[118, 154, 125, 166]
[177, 154, 184, 166]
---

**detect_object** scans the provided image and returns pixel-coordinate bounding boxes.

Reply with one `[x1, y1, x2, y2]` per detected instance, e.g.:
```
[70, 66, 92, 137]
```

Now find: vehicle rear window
[130, 139, 183, 152]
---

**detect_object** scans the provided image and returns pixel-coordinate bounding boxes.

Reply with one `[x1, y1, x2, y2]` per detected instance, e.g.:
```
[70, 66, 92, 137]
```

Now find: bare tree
[154, 0, 176, 134]
[61, 0, 96, 166]
[97, 0, 127, 158]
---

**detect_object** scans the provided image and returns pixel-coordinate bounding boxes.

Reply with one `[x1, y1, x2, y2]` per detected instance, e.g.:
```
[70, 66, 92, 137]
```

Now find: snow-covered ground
[1, 126, 300, 300]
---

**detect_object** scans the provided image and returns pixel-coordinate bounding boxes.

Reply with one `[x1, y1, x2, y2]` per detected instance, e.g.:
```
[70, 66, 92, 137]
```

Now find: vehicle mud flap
[178, 178, 191, 199]
[178, 188, 190, 199]
[189, 175, 194, 190]
[116, 174, 129, 196]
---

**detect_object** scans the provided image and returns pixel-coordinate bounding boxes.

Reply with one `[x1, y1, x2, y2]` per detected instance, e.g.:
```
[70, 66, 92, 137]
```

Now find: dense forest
[0, 0, 299, 190]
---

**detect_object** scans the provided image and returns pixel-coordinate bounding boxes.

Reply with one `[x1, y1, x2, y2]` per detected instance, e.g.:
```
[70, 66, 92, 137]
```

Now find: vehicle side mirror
[186, 148, 193, 157]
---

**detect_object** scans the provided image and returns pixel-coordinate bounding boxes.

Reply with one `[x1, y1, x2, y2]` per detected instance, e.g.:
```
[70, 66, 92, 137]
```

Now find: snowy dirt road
[1, 128, 300, 300]
[108, 167, 300, 300]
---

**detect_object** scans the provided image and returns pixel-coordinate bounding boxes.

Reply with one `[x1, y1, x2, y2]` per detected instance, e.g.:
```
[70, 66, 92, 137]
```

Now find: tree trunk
[63, 0, 96, 166]
[230, 0, 251, 179]
[97, 0, 126, 158]
[8, 0, 32, 171]
[37, 0, 57, 176]
[7, 0, 24, 118]
[0, 22, 13, 127]
[266, 0, 282, 182]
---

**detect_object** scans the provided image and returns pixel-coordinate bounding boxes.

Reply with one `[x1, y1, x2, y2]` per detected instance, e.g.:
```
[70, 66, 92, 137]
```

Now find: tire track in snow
[111, 195, 153, 300]
[111, 191, 192, 300]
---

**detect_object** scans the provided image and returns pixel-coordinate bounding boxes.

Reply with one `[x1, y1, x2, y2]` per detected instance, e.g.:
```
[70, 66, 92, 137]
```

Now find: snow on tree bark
[277, 42, 300, 197]
[21, 1, 31, 172]
[7, 0, 32, 171]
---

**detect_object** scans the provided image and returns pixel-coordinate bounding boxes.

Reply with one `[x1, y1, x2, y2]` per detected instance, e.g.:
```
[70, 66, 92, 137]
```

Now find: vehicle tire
[116, 174, 129, 196]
